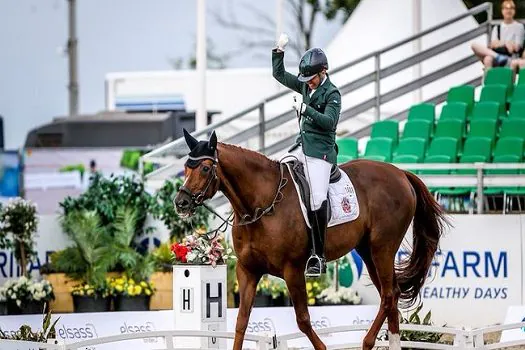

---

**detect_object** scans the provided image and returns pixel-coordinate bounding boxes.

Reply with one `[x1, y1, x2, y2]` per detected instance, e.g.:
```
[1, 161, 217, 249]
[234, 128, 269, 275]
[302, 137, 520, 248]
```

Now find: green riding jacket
[272, 49, 341, 165]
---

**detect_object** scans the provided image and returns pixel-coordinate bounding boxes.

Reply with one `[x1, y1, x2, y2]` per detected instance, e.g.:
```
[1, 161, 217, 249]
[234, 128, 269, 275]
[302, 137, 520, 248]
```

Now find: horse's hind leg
[284, 264, 326, 350]
[357, 244, 386, 350]
[370, 243, 402, 350]
[233, 263, 261, 350]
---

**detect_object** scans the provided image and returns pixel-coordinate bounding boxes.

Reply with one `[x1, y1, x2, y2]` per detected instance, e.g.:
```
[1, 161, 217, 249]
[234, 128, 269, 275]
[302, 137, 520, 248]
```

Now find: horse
[174, 129, 449, 350]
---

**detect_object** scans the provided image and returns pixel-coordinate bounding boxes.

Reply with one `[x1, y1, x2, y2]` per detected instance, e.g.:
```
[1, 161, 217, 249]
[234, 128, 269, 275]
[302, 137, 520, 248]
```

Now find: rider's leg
[303, 155, 331, 277]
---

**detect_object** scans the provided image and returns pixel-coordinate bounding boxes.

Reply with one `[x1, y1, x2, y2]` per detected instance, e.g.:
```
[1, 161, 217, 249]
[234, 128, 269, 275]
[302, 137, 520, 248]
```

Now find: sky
[0, 0, 345, 149]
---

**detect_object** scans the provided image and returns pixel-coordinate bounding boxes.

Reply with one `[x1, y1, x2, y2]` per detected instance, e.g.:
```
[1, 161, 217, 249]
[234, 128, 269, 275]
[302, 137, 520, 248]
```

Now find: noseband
[178, 154, 218, 207]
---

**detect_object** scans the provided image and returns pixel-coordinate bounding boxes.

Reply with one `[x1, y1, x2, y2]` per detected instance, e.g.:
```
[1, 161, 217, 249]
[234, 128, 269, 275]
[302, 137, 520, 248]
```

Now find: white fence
[4, 322, 525, 350]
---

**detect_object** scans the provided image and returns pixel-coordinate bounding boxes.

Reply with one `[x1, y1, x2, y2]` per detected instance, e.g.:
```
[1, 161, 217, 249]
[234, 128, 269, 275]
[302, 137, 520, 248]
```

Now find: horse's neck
[217, 143, 280, 218]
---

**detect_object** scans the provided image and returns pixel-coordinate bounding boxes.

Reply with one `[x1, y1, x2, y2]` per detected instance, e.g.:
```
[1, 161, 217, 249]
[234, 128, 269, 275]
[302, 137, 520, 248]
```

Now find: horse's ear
[209, 130, 217, 150]
[183, 128, 199, 150]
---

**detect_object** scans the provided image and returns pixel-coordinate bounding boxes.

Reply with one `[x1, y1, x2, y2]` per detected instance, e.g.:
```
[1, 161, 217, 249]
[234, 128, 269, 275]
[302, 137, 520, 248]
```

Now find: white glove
[292, 96, 306, 115]
[277, 33, 289, 51]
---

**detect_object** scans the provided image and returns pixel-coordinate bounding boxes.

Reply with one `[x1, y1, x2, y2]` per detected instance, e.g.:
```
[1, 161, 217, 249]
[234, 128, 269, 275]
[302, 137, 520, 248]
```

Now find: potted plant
[0, 197, 38, 276]
[108, 274, 155, 311]
[0, 276, 54, 314]
[55, 209, 115, 313]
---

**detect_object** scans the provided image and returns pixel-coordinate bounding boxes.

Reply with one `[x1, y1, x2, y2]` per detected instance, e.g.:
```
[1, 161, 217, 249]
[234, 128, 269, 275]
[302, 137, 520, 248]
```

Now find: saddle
[285, 159, 341, 215]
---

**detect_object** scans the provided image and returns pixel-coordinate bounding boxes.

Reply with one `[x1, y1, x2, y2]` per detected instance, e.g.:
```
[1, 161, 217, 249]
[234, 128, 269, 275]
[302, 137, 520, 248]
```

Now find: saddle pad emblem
[341, 196, 352, 213]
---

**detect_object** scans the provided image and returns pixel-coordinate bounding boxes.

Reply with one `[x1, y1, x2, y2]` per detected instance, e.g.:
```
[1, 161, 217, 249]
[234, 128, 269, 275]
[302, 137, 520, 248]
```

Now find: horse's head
[174, 128, 220, 217]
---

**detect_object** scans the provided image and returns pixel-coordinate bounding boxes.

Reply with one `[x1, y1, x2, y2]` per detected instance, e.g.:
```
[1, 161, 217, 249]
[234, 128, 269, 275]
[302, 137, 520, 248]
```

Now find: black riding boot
[305, 200, 328, 277]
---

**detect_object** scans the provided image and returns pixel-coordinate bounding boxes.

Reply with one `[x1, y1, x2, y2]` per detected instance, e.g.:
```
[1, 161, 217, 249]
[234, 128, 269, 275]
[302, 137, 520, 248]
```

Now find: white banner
[0, 306, 378, 349]
[356, 215, 522, 328]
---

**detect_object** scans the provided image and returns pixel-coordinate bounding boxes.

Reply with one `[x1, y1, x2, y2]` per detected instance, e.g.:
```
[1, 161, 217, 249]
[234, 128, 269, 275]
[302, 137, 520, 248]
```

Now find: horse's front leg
[284, 264, 326, 350]
[233, 262, 261, 350]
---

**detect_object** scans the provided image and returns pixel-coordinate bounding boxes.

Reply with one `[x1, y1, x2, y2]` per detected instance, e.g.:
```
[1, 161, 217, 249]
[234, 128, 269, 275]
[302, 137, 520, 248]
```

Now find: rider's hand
[506, 41, 516, 53]
[292, 96, 306, 115]
[277, 33, 289, 52]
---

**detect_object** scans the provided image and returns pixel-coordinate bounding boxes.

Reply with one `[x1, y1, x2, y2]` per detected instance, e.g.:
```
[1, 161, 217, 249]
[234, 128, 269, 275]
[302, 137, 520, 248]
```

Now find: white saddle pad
[284, 163, 360, 228]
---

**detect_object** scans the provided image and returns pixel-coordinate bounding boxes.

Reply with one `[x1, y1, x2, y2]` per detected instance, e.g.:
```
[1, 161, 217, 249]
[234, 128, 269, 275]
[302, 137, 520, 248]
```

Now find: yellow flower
[129, 279, 136, 285]
[145, 289, 152, 296]
[116, 278, 124, 285]
[308, 298, 315, 305]
[87, 289, 94, 296]
[140, 281, 148, 288]
[79, 290, 85, 296]
[115, 285, 123, 292]
[313, 282, 319, 288]
[127, 285, 135, 296]
[306, 282, 312, 291]
[134, 285, 142, 295]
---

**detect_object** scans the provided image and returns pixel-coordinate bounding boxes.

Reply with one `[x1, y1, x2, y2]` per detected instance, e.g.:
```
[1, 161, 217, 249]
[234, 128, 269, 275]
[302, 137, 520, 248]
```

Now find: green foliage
[58, 210, 117, 290]
[0, 306, 59, 342]
[59, 173, 153, 239]
[149, 178, 212, 241]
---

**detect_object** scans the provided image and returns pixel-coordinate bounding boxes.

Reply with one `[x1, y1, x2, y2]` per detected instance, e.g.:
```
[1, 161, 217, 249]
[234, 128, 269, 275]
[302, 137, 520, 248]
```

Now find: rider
[272, 33, 342, 277]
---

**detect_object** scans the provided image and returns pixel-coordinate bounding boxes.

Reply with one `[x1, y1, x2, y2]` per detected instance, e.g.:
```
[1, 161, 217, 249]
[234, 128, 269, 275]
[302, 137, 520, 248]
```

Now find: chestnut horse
[174, 129, 449, 350]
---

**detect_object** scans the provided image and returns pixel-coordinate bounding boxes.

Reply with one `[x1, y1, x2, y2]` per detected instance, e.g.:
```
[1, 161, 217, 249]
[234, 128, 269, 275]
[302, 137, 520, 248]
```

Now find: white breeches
[284, 147, 332, 210]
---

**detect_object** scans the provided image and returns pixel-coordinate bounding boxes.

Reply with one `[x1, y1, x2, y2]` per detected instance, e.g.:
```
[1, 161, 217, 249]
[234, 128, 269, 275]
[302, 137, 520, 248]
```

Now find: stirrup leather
[304, 254, 325, 278]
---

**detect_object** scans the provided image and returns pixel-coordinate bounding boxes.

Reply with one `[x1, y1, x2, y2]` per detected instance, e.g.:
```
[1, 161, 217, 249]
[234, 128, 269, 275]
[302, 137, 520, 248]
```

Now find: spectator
[471, 0, 524, 71]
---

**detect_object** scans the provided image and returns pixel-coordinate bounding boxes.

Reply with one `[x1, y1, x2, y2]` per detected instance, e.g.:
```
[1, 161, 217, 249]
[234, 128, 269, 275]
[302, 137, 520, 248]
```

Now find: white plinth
[173, 264, 227, 349]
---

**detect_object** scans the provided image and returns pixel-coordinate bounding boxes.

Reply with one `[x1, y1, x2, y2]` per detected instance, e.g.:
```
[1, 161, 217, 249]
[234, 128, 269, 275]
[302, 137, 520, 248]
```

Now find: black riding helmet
[298, 48, 328, 82]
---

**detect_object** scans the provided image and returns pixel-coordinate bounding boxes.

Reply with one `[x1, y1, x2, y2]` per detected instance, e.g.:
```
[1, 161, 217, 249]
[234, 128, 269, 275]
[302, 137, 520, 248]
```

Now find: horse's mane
[218, 142, 280, 169]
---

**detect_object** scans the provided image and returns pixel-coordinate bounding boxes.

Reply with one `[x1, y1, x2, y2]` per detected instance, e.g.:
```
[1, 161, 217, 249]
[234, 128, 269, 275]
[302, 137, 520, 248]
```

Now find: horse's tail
[397, 171, 450, 308]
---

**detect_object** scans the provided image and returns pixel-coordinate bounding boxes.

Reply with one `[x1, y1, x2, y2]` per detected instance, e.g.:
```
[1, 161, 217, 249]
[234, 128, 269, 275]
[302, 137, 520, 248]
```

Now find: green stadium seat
[434, 119, 465, 140]
[370, 120, 399, 145]
[508, 101, 525, 119]
[499, 119, 525, 139]
[484, 67, 514, 100]
[493, 137, 524, 160]
[336, 137, 358, 159]
[467, 119, 497, 146]
[363, 137, 393, 162]
[407, 103, 435, 124]
[462, 136, 492, 161]
[439, 102, 468, 123]
[470, 101, 500, 121]
[479, 84, 507, 117]
[426, 137, 459, 162]
[337, 155, 354, 164]
[393, 154, 419, 163]
[402, 120, 432, 144]
[510, 84, 525, 104]
[394, 137, 426, 161]
[447, 85, 475, 115]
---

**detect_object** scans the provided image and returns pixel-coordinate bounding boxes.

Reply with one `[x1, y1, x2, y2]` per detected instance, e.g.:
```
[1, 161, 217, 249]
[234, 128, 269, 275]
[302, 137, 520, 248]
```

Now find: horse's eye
[202, 166, 210, 173]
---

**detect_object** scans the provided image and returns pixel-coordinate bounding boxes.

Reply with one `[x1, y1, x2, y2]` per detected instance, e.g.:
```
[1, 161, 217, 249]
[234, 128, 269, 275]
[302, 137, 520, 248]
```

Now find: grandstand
[337, 67, 525, 213]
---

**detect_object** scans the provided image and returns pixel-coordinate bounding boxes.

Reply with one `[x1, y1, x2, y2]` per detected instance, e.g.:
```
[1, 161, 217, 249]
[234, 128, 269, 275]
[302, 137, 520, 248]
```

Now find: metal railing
[139, 2, 493, 183]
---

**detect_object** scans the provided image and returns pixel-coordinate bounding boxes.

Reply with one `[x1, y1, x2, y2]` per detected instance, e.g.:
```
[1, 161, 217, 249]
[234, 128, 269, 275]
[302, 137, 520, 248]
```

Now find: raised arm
[271, 33, 303, 94]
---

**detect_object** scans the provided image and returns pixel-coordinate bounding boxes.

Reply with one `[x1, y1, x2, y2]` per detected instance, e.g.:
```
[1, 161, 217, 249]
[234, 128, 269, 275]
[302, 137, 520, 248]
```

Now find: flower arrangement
[306, 279, 330, 305]
[171, 228, 235, 267]
[108, 275, 155, 297]
[316, 285, 362, 305]
[0, 197, 39, 275]
[0, 276, 54, 307]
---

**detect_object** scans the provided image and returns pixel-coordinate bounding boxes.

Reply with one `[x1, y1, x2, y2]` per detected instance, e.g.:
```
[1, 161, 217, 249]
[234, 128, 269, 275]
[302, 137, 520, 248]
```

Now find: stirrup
[304, 254, 325, 278]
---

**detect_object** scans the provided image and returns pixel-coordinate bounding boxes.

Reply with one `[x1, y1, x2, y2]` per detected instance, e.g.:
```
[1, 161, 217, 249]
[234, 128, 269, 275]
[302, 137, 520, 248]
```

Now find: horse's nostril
[177, 198, 190, 209]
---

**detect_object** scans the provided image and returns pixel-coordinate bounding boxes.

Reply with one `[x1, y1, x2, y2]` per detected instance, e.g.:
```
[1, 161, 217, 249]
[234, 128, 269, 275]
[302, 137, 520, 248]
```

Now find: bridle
[175, 150, 288, 230]
[178, 153, 219, 207]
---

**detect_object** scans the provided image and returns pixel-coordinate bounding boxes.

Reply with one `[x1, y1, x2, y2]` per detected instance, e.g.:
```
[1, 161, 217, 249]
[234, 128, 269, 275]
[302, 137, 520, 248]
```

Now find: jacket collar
[306, 74, 330, 105]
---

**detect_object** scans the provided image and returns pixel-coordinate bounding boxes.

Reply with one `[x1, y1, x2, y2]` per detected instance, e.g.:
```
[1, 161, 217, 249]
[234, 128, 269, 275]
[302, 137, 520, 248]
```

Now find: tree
[211, 0, 361, 62]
